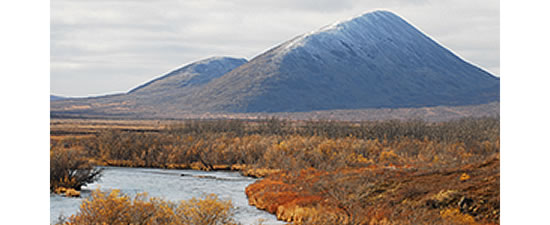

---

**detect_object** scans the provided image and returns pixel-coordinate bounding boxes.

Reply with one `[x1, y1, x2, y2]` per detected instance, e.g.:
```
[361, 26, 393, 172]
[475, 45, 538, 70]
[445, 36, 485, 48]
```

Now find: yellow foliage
[242, 168, 281, 178]
[432, 155, 439, 163]
[64, 188, 81, 197]
[60, 189, 236, 225]
[166, 163, 190, 169]
[177, 193, 236, 225]
[348, 152, 372, 164]
[380, 150, 400, 163]
[190, 161, 208, 171]
[460, 173, 471, 181]
[230, 164, 247, 171]
[54, 187, 67, 194]
[440, 208, 477, 225]
[431, 190, 459, 204]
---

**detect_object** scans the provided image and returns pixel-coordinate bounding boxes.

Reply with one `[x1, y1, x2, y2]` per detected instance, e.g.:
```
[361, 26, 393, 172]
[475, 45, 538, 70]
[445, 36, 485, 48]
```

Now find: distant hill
[50, 10, 499, 120]
[128, 57, 248, 97]
[50, 95, 67, 101]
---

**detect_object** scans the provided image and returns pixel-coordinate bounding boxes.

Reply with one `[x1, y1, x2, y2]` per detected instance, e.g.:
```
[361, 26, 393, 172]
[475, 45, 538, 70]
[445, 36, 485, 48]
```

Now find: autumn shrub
[249, 154, 500, 225]
[67, 117, 499, 173]
[57, 189, 237, 225]
[50, 146, 102, 191]
[58, 117, 499, 174]
[167, 119, 245, 136]
[53, 117, 499, 224]
[177, 193, 237, 225]
[163, 117, 499, 143]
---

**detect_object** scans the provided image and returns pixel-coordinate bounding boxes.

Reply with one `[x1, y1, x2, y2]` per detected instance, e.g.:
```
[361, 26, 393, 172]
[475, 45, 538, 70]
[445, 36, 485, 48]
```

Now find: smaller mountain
[123, 56, 248, 109]
[129, 57, 247, 96]
[50, 95, 66, 101]
[50, 56, 248, 117]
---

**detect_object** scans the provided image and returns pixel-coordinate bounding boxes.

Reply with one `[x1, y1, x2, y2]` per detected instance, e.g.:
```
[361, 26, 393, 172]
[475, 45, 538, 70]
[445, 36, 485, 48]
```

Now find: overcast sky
[51, 0, 499, 97]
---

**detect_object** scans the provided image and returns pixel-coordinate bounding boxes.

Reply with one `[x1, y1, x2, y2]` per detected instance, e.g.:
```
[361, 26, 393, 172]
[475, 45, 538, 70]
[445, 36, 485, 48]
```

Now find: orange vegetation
[56, 190, 237, 225]
[246, 155, 499, 224]
[53, 187, 81, 198]
[51, 117, 499, 224]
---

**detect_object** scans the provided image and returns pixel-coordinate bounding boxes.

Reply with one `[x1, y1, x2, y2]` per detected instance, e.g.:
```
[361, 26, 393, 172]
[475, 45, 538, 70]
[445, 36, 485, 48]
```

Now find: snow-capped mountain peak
[277, 10, 412, 57]
[188, 10, 499, 113]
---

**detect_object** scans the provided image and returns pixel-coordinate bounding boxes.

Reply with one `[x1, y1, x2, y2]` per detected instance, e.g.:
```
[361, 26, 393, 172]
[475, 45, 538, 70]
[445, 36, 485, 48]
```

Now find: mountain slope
[184, 10, 499, 113]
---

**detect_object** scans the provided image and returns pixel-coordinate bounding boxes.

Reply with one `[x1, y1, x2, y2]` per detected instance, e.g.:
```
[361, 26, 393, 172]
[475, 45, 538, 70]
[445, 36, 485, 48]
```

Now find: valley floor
[51, 117, 499, 225]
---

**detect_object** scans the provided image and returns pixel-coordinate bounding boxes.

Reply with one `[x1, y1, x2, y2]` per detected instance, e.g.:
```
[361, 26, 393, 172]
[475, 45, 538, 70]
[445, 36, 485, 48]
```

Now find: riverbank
[88, 159, 280, 178]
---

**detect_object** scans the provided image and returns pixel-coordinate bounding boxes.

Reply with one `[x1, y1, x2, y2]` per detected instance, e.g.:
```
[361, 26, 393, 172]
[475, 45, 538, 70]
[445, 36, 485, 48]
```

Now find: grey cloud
[230, 0, 430, 13]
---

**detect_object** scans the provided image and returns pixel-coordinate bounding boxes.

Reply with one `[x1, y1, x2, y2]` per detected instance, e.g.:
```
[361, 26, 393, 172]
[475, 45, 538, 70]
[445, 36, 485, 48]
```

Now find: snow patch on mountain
[275, 10, 431, 63]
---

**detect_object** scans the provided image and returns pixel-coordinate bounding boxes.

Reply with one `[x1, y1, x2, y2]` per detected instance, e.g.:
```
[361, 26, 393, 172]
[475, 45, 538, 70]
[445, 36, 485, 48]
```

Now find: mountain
[51, 10, 499, 119]
[129, 57, 248, 95]
[183, 10, 499, 113]
[50, 95, 66, 101]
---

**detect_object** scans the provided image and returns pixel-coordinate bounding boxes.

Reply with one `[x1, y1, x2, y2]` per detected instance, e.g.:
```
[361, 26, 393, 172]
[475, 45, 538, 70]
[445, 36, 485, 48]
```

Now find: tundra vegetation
[51, 117, 499, 224]
[54, 190, 237, 225]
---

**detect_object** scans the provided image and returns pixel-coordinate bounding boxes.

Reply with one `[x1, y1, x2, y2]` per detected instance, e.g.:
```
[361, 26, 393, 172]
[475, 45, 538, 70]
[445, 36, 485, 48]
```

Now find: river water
[50, 167, 283, 225]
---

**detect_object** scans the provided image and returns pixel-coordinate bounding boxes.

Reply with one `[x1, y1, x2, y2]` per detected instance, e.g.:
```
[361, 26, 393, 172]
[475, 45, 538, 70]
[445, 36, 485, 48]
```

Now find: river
[50, 167, 283, 225]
